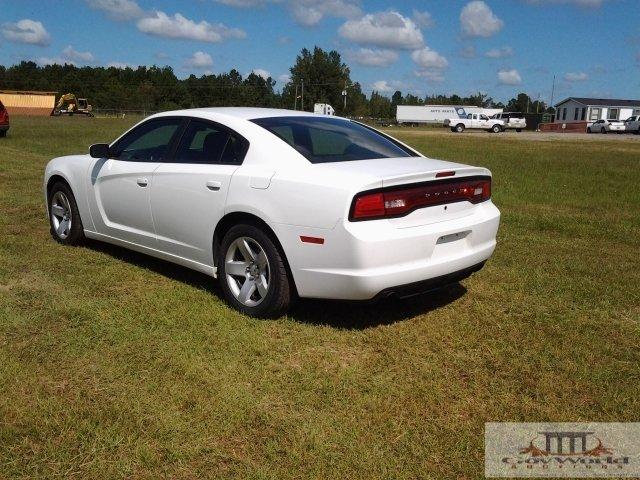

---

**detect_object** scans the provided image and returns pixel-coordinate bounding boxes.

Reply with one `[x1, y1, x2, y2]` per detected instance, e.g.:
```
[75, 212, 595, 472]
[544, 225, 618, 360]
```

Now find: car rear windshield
[251, 116, 417, 163]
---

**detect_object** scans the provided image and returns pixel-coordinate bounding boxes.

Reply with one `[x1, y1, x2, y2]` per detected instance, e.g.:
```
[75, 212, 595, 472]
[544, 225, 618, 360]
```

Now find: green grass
[1, 116, 639, 479]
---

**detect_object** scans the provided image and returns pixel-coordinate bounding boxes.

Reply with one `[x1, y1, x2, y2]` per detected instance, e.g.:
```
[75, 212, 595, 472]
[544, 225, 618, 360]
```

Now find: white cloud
[107, 61, 134, 69]
[372, 80, 410, 93]
[289, 0, 362, 26]
[525, 0, 606, 8]
[412, 10, 434, 28]
[214, 0, 361, 26]
[278, 74, 292, 84]
[251, 68, 271, 80]
[497, 69, 522, 85]
[62, 45, 95, 63]
[372, 80, 394, 93]
[459, 45, 477, 58]
[485, 46, 514, 58]
[215, 0, 265, 6]
[564, 71, 588, 82]
[36, 57, 71, 66]
[184, 51, 214, 69]
[339, 11, 423, 50]
[460, 1, 504, 38]
[411, 47, 448, 83]
[85, 0, 144, 20]
[415, 70, 445, 83]
[137, 11, 246, 43]
[411, 47, 448, 69]
[2, 19, 51, 46]
[349, 48, 399, 67]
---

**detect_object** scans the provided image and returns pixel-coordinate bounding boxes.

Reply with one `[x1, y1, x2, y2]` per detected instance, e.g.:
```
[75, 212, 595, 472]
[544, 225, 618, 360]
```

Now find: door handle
[136, 177, 148, 187]
[206, 180, 222, 191]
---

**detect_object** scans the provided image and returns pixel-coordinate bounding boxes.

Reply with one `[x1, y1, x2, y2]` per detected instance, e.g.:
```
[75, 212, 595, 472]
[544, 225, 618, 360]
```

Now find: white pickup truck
[491, 112, 526, 131]
[444, 113, 504, 133]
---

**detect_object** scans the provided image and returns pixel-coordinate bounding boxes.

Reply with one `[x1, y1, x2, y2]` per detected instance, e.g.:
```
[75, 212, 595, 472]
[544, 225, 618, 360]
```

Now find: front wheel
[48, 182, 85, 245]
[491, 124, 501, 133]
[587, 127, 592, 133]
[515, 128, 522, 133]
[218, 224, 292, 318]
[455, 124, 465, 133]
[601, 127, 606, 134]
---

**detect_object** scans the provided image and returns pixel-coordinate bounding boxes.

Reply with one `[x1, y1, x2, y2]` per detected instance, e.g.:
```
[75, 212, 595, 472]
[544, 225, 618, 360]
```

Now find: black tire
[217, 223, 292, 318]
[491, 124, 501, 133]
[450, 127, 456, 132]
[587, 127, 592, 133]
[0, 130, 6, 138]
[48, 181, 85, 245]
[601, 127, 606, 134]
[455, 124, 464, 133]
[516, 128, 522, 133]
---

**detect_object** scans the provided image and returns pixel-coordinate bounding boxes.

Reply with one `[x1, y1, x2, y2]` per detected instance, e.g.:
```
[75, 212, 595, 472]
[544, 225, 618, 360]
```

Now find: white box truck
[396, 105, 503, 125]
[314, 103, 335, 115]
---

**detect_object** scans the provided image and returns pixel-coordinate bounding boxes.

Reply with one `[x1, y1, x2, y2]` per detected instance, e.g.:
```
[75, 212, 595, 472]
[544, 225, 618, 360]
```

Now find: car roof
[152, 107, 330, 122]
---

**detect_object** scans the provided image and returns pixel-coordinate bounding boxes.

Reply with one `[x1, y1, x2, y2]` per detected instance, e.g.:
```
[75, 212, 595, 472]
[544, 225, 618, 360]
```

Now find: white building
[554, 97, 640, 123]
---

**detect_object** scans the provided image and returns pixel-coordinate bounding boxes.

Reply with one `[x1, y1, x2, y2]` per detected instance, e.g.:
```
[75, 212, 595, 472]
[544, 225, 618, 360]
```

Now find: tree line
[0, 46, 548, 117]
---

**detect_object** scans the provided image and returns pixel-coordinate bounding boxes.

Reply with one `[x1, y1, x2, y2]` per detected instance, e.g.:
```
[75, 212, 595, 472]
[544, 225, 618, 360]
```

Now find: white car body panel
[44, 107, 500, 301]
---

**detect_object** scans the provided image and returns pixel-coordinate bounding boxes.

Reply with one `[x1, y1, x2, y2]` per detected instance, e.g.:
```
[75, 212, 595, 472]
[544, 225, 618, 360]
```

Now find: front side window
[112, 118, 182, 162]
[173, 119, 247, 165]
[252, 116, 416, 164]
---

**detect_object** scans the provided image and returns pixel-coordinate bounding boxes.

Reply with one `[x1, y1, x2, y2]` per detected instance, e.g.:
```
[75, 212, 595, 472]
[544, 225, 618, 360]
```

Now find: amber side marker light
[300, 236, 325, 244]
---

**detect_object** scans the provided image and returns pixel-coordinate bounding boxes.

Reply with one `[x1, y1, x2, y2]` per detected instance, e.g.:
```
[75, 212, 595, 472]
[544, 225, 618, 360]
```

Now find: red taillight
[350, 176, 491, 221]
[352, 192, 385, 219]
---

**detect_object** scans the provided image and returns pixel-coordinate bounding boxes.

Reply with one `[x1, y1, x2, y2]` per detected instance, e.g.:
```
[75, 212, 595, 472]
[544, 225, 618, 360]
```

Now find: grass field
[1, 116, 639, 479]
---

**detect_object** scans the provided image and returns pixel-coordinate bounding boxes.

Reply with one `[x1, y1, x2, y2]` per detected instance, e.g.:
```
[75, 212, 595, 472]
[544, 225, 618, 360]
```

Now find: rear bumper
[280, 201, 500, 300]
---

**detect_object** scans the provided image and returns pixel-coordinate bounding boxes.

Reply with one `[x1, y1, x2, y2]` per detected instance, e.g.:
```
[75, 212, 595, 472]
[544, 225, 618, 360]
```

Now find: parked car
[587, 119, 625, 134]
[0, 100, 9, 137]
[444, 113, 504, 133]
[490, 112, 526, 132]
[44, 108, 500, 317]
[623, 116, 640, 134]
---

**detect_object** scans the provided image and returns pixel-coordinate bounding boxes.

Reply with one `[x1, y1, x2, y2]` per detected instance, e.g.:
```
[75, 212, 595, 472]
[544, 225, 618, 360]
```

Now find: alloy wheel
[225, 236, 270, 307]
[50, 191, 72, 240]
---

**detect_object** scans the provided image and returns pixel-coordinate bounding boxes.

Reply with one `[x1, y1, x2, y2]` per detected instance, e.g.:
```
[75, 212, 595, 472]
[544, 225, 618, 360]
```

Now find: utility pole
[301, 78, 304, 111]
[550, 75, 556, 112]
[294, 83, 298, 110]
[343, 82, 348, 110]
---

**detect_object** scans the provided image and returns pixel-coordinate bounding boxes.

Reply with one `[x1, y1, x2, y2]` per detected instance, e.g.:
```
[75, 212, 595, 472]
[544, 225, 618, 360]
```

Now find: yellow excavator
[51, 93, 94, 117]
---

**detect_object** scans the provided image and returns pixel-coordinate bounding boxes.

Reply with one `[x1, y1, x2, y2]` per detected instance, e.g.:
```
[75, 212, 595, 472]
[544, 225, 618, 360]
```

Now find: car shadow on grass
[85, 239, 467, 330]
[289, 284, 467, 330]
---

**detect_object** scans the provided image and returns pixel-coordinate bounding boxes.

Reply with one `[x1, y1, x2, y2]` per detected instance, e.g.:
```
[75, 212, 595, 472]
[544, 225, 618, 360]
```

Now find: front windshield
[251, 116, 417, 163]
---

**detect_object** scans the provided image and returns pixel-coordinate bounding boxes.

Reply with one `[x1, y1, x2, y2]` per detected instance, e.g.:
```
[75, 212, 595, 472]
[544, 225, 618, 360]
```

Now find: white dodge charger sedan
[44, 108, 500, 317]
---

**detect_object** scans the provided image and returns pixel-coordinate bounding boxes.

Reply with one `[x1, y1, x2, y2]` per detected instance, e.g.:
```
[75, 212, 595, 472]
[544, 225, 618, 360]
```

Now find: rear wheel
[587, 127, 592, 133]
[218, 224, 292, 318]
[491, 124, 501, 133]
[48, 181, 85, 245]
[601, 127, 606, 134]
[515, 128, 522, 133]
[455, 124, 465, 133]
[0, 130, 6, 138]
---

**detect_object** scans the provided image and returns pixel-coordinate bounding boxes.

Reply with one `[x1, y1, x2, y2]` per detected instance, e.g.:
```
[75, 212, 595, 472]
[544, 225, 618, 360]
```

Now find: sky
[1, 0, 639, 104]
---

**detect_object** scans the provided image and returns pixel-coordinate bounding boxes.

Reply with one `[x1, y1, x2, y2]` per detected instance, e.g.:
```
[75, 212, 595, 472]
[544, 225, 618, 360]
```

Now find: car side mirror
[89, 143, 111, 158]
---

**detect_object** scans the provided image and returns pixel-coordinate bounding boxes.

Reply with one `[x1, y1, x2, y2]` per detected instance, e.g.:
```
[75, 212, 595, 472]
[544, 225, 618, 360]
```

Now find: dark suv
[0, 100, 9, 137]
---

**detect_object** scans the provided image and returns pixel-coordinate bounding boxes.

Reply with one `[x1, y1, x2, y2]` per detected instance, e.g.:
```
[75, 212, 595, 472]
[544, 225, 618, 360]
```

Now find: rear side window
[112, 118, 182, 162]
[252, 116, 415, 163]
[173, 119, 247, 165]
